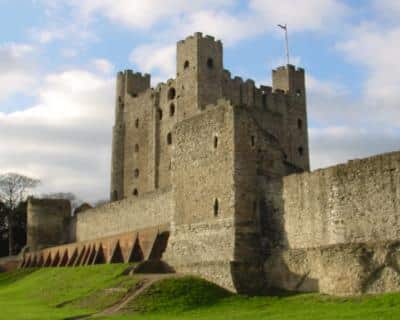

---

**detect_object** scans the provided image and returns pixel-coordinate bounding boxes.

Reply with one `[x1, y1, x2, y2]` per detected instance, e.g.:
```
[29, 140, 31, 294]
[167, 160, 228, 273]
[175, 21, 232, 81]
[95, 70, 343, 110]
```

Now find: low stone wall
[164, 218, 236, 291]
[76, 188, 173, 242]
[265, 240, 400, 296]
[263, 151, 400, 295]
[278, 151, 400, 249]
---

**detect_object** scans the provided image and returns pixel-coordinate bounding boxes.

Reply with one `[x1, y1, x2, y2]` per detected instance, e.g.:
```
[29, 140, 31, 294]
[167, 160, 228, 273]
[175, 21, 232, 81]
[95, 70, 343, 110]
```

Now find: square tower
[176, 33, 224, 119]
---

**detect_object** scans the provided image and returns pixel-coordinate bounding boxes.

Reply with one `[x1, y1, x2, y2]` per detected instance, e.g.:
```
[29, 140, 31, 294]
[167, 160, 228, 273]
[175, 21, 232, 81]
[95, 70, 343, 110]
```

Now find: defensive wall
[264, 151, 400, 295]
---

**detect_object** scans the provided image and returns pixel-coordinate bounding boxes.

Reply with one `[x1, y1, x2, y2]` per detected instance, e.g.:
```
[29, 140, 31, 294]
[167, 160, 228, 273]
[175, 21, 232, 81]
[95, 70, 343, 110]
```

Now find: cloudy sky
[0, 0, 399, 202]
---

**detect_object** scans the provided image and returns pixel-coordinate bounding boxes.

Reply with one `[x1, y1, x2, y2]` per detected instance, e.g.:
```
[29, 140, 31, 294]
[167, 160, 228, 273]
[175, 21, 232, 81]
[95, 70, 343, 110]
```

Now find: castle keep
[22, 33, 400, 296]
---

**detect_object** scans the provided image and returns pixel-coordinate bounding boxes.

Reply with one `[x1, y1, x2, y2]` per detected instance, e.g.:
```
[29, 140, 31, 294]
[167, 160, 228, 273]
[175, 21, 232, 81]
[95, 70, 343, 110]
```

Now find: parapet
[178, 32, 223, 46]
[117, 69, 151, 98]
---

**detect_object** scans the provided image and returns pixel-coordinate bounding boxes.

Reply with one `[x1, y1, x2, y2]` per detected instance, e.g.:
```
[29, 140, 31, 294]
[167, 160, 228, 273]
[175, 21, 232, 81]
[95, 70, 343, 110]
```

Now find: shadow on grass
[266, 287, 306, 298]
[0, 268, 38, 287]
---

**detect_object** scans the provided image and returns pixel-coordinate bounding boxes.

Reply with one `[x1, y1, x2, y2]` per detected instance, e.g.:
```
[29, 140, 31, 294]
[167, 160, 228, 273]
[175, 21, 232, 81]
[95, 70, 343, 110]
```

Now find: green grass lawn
[1, 265, 400, 319]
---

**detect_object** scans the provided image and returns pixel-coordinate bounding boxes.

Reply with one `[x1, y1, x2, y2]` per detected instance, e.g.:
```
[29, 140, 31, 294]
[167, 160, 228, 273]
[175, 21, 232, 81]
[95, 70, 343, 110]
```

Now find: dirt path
[94, 274, 177, 317]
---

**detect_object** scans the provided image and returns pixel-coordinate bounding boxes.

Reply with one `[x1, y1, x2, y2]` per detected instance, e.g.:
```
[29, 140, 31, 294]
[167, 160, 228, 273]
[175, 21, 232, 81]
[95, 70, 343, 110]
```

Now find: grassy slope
[1, 266, 400, 319]
[0, 264, 137, 320]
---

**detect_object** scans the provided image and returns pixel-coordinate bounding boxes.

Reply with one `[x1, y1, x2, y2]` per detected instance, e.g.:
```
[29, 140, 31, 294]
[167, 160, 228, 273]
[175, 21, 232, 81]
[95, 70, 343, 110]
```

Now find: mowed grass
[1, 265, 400, 319]
[0, 264, 137, 319]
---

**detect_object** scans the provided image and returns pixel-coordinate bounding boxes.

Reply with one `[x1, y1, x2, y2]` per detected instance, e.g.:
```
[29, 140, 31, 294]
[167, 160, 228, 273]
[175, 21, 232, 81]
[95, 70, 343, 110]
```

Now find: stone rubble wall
[75, 188, 173, 242]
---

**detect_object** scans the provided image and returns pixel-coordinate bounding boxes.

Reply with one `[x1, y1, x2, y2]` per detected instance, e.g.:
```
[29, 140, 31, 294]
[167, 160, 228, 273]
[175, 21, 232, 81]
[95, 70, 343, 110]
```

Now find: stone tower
[176, 32, 223, 119]
[272, 65, 309, 171]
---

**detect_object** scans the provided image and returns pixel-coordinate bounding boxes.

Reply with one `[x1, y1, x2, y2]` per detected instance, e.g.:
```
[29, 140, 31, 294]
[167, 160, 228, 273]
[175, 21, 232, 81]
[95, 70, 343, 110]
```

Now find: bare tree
[0, 173, 40, 255]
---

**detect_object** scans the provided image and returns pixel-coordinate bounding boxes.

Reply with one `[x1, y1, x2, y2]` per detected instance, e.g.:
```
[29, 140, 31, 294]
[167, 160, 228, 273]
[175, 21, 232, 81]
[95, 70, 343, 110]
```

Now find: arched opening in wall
[251, 136, 255, 147]
[67, 249, 78, 266]
[134, 144, 139, 153]
[134, 169, 139, 178]
[129, 238, 144, 262]
[94, 245, 106, 264]
[75, 246, 86, 266]
[59, 250, 69, 267]
[51, 252, 60, 267]
[214, 136, 218, 149]
[87, 246, 97, 265]
[296, 89, 302, 97]
[214, 199, 219, 217]
[133, 189, 139, 196]
[297, 118, 303, 130]
[158, 108, 163, 120]
[298, 146, 304, 156]
[135, 118, 139, 128]
[110, 241, 125, 263]
[168, 88, 176, 100]
[37, 255, 44, 267]
[132, 93, 138, 98]
[184, 60, 190, 69]
[169, 103, 175, 117]
[207, 58, 214, 69]
[44, 253, 52, 267]
[167, 133, 172, 145]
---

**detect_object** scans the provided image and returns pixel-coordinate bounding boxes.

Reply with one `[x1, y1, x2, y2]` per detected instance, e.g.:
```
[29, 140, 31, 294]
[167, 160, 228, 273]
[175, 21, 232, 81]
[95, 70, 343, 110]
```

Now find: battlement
[178, 32, 223, 46]
[272, 64, 306, 95]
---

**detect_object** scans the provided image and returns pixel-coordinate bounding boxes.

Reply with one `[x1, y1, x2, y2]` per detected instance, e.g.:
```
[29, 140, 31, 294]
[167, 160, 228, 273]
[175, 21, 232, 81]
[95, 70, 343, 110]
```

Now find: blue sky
[0, 0, 399, 201]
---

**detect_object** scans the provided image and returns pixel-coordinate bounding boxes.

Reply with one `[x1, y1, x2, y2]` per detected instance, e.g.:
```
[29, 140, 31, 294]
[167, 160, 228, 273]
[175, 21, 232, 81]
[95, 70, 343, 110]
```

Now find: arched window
[169, 103, 175, 117]
[112, 190, 118, 201]
[251, 136, 255, 147]
[135, 118, 139, 128]
[158, 109, 163, 120]
[167, 133, 172, 145]
[296, 89, 302, 97]
[134, 144, 139, 153]
[298, 146, 304, 156]
[214, 199, 219, 217]
[207, 58, 214, 69]
[214, 136, 218, 149]
[168, 88, 176, 100]
[133, 189, 138, 196]
[134, 169, 139, 178]
[184, 60, 190, 69]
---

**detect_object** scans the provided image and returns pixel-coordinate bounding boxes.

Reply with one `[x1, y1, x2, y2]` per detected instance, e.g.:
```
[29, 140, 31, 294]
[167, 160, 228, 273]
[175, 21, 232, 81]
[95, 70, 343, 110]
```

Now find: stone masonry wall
[76, 188, 173, 242]
[27, 198, 72, 251]
[279, 151, 400, 249]
[164, 100, 237, 291]
[263, 151, 400, 295]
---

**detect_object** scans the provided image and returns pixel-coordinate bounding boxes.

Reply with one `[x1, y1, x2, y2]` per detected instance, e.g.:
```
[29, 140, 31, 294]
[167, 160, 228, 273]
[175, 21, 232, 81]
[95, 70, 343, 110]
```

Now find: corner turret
[176, 32, 224, 119]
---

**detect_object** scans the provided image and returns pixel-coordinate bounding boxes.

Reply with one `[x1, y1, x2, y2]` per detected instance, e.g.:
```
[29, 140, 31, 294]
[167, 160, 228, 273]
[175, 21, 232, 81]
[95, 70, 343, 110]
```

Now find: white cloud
[92, 58, 114, 74]
[309, 126, 399, 169]
[336, 23, 400, 127]
[0, 43, 38, 103]
[0, 69, 114, 202]
[250, 0, 349, 33]
[130, 44, 175, 83]
[65, 0, 234, 29]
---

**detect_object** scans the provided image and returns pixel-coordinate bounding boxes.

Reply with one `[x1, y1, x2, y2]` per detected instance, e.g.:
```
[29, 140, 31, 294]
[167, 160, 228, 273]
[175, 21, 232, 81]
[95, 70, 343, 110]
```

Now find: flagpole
[278, 24, 290, 65]
[284, 25, 290, 65]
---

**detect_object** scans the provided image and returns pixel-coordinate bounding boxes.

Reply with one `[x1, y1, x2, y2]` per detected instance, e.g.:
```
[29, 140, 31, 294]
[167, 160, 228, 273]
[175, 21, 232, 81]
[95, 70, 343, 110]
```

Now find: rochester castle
[21, 33, 400, 296]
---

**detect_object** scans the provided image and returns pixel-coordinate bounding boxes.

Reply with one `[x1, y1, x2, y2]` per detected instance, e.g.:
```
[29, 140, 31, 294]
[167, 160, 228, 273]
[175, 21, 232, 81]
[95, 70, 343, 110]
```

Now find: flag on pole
[277, 24, 290, 65]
